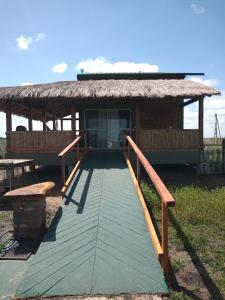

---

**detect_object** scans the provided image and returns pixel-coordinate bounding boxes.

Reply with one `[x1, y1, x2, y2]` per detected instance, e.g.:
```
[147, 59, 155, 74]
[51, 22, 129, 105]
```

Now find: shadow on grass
[168, 212, 224, 300]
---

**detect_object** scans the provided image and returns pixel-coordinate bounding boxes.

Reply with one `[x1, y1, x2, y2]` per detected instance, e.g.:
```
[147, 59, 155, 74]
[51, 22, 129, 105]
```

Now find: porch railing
[6, 128, 201, 153]
[136, 129, 200, 150]
[6, 131, 79, 153]
[123, 133, 175, 275]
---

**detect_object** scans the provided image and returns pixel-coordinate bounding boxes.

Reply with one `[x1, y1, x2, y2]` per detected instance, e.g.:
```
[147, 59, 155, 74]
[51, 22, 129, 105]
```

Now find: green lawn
[141, 181, 225, 300]
[0, 137, 6, 159]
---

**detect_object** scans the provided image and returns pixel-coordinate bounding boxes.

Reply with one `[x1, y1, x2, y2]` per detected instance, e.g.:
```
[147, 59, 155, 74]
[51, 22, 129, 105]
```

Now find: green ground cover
[141, 181, 225, 300]
[0, 138, 6, 159]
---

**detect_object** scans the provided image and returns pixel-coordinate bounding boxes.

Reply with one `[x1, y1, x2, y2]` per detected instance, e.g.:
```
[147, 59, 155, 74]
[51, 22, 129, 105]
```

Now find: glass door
[85, 109, 130, 148]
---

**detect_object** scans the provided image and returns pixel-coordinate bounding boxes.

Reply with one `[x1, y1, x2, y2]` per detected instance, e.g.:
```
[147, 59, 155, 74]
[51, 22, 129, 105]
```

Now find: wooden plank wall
[139, 99, 183, 129]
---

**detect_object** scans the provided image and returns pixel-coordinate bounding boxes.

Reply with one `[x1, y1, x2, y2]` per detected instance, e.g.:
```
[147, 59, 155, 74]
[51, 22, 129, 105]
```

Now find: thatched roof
[0, 79, 220, 101]
[0, 78, 220, 121]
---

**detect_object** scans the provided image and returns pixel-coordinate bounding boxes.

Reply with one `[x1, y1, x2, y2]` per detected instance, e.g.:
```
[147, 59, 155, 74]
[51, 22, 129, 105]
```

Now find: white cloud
[52, 62, 68, 74]
[21, 82, 33, 86]
[16, 35, 33, 50]
[191, 3, 206, 14]
[184, 94, 225, 137]
[76, 57, 159, 73]
[35, 33, 47, 42]
[188, 76, 220, 87]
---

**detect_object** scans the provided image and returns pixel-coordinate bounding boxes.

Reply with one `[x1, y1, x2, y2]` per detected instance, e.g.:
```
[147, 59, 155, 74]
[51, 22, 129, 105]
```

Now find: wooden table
[0, 159, 34, 191]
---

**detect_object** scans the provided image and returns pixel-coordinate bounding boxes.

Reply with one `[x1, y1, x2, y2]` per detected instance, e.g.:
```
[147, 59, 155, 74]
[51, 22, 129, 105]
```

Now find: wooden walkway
[16, 151, 167, 297]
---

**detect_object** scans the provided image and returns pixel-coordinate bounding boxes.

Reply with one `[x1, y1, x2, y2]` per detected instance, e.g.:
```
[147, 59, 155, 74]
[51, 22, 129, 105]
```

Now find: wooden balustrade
[136, 129, 200, 150]
[6, 131, 83, 153]
[6, 129, 200, 153]
[58, 132, 87, 195]
[123, 133, 175, 275]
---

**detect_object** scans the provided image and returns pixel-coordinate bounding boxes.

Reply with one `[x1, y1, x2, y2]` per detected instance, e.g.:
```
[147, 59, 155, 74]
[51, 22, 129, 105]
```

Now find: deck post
[6, 101, 12, 132]
[198, 97, 204, 149]
[52, 116, 57, 131]
[71, 104, 76, 132]
[61, 156, 65, 185]
[60, 119, 64, 131]
[28, 105, 33, 131]
[137, 156, 141, 184]
[162, 202, 169, 275]
[42, 106, 47, 131]
[135, 103, 140, 145]
[77, 143, 80, 161]
[84, 132, 87, 151]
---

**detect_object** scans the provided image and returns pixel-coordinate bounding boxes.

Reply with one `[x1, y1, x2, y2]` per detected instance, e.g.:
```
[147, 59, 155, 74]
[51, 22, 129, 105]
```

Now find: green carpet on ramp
[16, 151, 167, 297]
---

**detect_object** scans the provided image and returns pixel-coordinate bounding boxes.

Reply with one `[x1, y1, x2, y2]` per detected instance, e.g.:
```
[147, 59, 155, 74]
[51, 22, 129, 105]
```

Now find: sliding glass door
[85, 109, 130, 148]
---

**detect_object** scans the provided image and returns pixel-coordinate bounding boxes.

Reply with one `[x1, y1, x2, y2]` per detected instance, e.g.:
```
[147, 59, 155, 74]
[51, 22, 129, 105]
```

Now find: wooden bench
[4, 182, 55, 239]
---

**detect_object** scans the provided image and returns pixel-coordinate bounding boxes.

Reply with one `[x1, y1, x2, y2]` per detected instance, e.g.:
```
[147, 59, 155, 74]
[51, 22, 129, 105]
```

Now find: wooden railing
[6, 131, 78, 153]
[58, 132, 87, 195]
[123, 133, 175, 275]
[136, 129, 200, 150]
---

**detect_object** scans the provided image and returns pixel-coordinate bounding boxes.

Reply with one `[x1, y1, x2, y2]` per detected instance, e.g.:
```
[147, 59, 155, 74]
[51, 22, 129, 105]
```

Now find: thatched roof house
[0, 72, 220, 165]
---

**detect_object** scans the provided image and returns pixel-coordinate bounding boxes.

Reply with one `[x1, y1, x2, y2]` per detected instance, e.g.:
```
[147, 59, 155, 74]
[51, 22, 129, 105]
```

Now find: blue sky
[0, 0, 225, 136]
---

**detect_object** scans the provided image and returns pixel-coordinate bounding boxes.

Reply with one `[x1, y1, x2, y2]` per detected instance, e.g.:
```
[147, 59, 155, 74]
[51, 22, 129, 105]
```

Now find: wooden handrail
[126, 135, 175, 207]
[58, 132, 88, 194]
[58, 136, 82, 157]
[123, 133, 175, 276]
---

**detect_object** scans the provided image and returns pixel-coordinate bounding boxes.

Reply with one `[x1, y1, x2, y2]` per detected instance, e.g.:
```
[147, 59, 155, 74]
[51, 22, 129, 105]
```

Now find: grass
[141, 181, 225, 300]
[0, 137, 6, 159]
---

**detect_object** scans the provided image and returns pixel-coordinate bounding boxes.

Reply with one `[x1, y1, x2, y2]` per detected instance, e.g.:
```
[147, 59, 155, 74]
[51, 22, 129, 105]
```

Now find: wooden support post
[52, 116, 57, 131]
[6, 102, 12, 132]
[84, 132, 87, 151]
[61, 156, 65, 185]
[135, 103, 140, 145]
[77, 143, 80, 161]
[137, 156, 141, 184]
[60, 119, 63, 131]
[42, 106, 47, 131]
[162, 202, 169, 275]
[123, 134, 126, 155]
[28, 106, 33, 131]
[127, 143, 130, 160]
[198, 97, 204, 149]
[71, 104, 76, 132]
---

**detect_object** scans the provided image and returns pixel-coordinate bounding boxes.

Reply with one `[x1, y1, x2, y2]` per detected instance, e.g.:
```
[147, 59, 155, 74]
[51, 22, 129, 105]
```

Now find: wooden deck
[16, 151, 167, 297]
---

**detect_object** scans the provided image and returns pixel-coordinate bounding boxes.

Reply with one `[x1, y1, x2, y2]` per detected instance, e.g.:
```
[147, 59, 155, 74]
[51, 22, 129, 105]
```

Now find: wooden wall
[139, 99, 183, 129]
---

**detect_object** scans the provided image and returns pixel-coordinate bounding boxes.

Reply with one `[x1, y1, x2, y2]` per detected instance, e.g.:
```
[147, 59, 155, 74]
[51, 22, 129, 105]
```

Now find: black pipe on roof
[77, 72, 205, 81]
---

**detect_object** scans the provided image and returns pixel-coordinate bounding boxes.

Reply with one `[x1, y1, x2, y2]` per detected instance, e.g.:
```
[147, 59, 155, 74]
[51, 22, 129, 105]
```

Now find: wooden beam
[135, 103, 140, 130]
[135, 103, 140, 144]
[71, 104, 76, 131]
[42, 106, 47, 131]
[198, 97, 204, 149]
[52, 116, 57, 131]
[28, 106, 33, 131]
[6, 102, 12, 132]
[60, 119, 64, 131]
[182, 98, 198, 107]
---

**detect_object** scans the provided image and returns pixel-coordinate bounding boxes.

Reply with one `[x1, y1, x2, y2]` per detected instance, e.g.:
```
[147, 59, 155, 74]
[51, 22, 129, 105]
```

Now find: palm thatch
[0, 79, 220, 100]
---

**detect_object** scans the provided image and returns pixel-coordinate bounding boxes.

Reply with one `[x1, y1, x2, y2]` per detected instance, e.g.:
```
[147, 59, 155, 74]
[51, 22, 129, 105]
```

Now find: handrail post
[77, 142, 80, 161]
[61, 156, 65, 186]
[162, 202, 169, 275]
[137, 156, 140, 185]
[123, 134, 126, 155]
[127, 142, 130, 160]
[84, 132, 87, 152]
